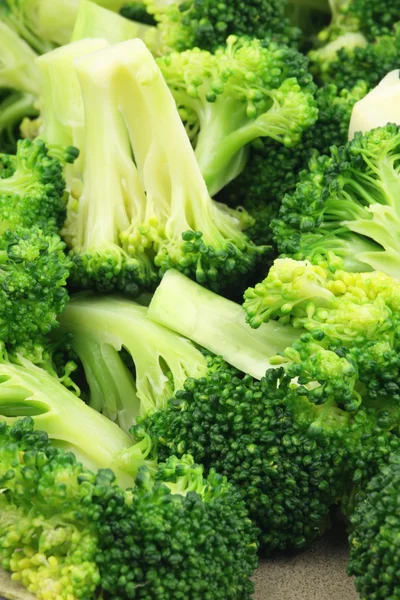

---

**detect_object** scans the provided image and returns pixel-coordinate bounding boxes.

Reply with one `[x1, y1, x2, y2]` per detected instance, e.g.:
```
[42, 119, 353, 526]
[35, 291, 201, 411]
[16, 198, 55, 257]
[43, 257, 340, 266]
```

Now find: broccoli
[274, 124, 400, 279]
[309, 21, 400, 90]
[0, 21, 41, 153]
[0, 418, 258, 600]
[53, 39, 267, 294]
[158, 35, 318, 196]
[0, 0, 130, 52]
[347, 452, 400, 599]
[138, 362, 400, 552]
[0, 138, 75, 348]
[57, 294, 210, 432]
[71, 0, 161, 52]
[52, 279, 354, 551]
[141, 0, 300, 53]
[218, 81, 368, 247]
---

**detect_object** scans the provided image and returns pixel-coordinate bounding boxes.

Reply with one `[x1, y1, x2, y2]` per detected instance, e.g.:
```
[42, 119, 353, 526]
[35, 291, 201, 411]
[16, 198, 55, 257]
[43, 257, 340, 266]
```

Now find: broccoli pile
[2, 1, 400, 599]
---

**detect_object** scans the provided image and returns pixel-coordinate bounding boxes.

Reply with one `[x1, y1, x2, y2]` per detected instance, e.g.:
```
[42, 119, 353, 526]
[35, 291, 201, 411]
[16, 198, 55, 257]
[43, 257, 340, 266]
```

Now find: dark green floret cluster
[2, 1, 400, 599]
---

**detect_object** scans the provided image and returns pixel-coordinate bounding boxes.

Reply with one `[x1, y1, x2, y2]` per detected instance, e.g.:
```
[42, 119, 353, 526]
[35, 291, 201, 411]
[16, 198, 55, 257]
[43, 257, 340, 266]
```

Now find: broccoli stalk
[0, 0, 130, 52]
[159, 36, 318, 195]
[147, 269, 300, 379]
[71, 0, 160, 52]
[57, 294, 209, 432]
[0, 21, 41, 153]
[0, 355, 132, 477]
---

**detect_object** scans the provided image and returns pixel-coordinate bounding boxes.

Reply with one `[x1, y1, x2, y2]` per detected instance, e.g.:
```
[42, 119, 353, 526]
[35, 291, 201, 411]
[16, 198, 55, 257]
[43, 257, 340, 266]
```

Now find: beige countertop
[0, 530, 359, 600]
[253, 530, 358, 600]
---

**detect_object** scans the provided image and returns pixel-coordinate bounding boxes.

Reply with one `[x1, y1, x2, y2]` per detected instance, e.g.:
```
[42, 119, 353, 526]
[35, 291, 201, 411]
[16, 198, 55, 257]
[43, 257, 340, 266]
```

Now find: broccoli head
[159, 35, 318, 196]
[0, 418, 258, 600]
[143, 0, 300, 52]
[309, 22, 400, 90]
[348, 452, 400, 599]
[57, 39, 268, 294]
[274, 124, 400, 279]
[217, 80, 368, 247]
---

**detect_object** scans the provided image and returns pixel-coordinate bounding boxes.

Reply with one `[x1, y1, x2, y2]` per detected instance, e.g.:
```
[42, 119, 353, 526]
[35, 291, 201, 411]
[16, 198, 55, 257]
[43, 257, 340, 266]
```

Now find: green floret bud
[244, 259, 400, 345]
[95, 456, 258, 600]
[137, 364, 355, 551]
[159, 35, 318, 196]
[0, 138, 70, 234]
[0, 228, 70, 346]
[348, 453, 400, 599]
[310, 23, 400, 90]
[218, 80, 368, 238]
[144, 0, 300, 53]
[274, 124, 400, 278]
[0, 417, 258, 600]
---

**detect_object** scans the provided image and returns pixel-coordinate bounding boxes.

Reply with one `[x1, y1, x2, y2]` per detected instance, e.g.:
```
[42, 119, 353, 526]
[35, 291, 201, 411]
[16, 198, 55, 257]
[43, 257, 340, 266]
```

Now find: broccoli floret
[309, 22, 400, 90]
[56, 294, 209, 433]
[57, 39, 267, 294]
[218, 81, 368, 246]
[138, 361, 400, 552]
[347, 452, 400, 599]
[274, 124, 400, 278]
[319, 0, 400, 43]
[0, 138, 75, 348]
[244, 258, 400, 337]
[159, 36, 318, 196]
[143, 0, 300, 53]
[0, 138, 71, 234]
[0, 418, 258, 600]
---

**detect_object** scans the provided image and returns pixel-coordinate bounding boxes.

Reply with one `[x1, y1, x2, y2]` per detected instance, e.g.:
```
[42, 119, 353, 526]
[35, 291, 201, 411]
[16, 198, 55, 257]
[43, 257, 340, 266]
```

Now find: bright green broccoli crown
[310, 23, 400, 90]
[348, 452, 400, 599]
[274, 124, 400, 277]
[159, 35, 318, 196]
[217, 80, 368, 229]
[244, 259, 400, 342]
[0, 138, 72, 234]
[56, 294, 209, 433]
[0, 227, 70, 346]
[0, 422, 101, 599]
[96, 454, 258, 599]
[145, 0, 300, 53]
[319, 0, 400, 43]
[137, 363, 356, 552]
[67, 39, 267, 294]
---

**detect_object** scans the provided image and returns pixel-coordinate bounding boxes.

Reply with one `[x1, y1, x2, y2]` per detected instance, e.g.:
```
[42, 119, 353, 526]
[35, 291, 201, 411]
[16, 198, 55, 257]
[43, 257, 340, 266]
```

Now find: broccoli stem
[148, 269, 301, 379]
[57, 295, 209, 426]
[71, 0, 158, 47]
[0, 357, 132, 475]
[0, 22, 41, 95]
[0, 93, 38, 152]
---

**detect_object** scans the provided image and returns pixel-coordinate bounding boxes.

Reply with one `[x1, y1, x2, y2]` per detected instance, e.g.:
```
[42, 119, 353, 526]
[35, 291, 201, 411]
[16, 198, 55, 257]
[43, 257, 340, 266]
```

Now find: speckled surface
[0, 530, 359, 600]
[253, 530, 358, 600]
